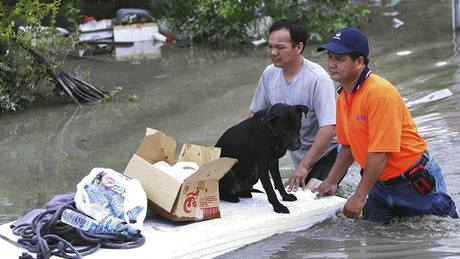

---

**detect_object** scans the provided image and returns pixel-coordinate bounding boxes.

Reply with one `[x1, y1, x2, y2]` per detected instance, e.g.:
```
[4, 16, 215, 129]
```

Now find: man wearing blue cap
[315, 27, 458, 223]
[250, 19, 339, 192]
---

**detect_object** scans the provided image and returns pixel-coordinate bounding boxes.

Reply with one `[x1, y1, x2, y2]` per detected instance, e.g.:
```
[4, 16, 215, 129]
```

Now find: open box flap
[124, 154, 181, 212]
[178, 143, 221, 167]
[136, 128, 176, 165]
[183, 157, 237, 182]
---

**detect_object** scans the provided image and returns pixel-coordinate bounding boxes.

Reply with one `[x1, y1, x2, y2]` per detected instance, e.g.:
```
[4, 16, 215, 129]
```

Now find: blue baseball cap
[317, 27, 369, 57]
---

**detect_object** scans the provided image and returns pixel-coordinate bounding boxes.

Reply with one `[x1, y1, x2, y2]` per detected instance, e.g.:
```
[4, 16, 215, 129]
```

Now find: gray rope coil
[10, 202, 145, 259]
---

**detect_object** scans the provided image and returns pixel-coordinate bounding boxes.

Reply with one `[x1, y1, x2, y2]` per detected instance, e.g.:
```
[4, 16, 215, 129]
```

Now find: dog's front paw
[238, 190, 252, 198]
[273, 203, 290, 214]
[282, 193, 297, 202]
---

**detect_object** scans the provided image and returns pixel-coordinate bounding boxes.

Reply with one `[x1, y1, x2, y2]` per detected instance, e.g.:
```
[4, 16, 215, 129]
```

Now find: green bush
[56, 0, 84, 30]
[263, 0, 370, 42]
[152, 0, 260, 45]
[151, 0, 369, 45]
[0, 0, 78, 112]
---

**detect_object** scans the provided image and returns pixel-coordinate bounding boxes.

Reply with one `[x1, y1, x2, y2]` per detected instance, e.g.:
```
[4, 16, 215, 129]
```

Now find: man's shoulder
[366, 74, 397, 92]
[302, 58, 331, 80]
[260, 64, 283, 86]
[367, 74, 392, 84]
[262, 64, 280, 74]
[365, 74, 401, 99]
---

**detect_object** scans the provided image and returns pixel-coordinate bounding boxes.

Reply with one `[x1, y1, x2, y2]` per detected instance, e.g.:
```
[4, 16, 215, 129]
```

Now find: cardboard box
[124, 128, 237, 222]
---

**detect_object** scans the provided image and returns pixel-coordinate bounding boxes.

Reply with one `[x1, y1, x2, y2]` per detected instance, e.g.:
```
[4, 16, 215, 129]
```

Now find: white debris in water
[397, 50, 412, 56]
[252, 38, 267, 46]
[435, 61, 449, 67]
[392, 17, 405, 28]
[382, 11, 399, 16]
[414, 75, 432, 84]
[406, 89, 453, 108]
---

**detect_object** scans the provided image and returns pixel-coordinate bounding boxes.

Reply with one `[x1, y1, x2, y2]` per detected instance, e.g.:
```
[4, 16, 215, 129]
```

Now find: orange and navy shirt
[336, 67, 427, 180]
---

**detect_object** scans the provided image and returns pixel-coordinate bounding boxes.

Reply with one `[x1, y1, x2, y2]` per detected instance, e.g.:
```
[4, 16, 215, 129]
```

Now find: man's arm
[343, 152, 387, 218]
[284, 125, 335, 191]
[314, 145, 354, 196]
[249, 69, 270, 117]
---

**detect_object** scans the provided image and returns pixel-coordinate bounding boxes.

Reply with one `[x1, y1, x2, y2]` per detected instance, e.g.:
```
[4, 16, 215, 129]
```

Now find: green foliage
[263, 0, 370, 42]
[152, 0, 260, 45]
[12, 0, 58, 26]
[56, 0, 84, 30]
[0, 0, 79, 113]
[151, 0, 369, 45]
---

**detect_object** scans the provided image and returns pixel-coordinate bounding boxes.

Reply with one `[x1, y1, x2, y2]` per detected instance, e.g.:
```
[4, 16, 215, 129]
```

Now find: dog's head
[261, 103, 309, 151]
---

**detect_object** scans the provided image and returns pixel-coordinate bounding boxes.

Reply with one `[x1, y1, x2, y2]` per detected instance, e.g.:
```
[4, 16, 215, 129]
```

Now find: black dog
[216, 103, 309, 213]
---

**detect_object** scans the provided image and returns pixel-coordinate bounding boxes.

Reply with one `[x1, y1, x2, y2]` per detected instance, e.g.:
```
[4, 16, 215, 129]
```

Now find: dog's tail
[251, 188, 264, 193]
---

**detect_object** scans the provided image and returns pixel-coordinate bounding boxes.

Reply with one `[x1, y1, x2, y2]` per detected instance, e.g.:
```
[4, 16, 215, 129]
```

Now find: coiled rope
[9, 202, 145, 259]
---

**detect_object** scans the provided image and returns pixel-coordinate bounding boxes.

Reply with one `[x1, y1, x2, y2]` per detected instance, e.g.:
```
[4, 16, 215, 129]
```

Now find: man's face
[326, 52, 362, 84]
[267, 28, 302, 68]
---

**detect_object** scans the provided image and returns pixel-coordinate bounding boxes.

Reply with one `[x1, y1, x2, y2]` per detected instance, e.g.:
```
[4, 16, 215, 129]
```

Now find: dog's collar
[263, 105, 279, 138]
[264, 120, 283, 150]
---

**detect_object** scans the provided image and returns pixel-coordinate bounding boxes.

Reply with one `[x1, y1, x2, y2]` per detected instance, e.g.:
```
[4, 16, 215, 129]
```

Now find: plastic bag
[74, 168, 147, 232]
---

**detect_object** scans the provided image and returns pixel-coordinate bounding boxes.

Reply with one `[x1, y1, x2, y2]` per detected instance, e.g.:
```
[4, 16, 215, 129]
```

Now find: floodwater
[0, 0, 459, 258]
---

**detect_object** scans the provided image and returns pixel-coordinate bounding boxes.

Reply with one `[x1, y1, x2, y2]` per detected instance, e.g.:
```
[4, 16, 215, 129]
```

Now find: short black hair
[269, 19, 307, 53]
[349, 52, 369, 65]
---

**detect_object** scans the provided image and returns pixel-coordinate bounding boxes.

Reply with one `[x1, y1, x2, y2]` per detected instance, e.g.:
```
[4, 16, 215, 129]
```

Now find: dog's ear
[260, 112, 275, 125]
[295, 105, 309, 118]
[260, 105, 276, 125]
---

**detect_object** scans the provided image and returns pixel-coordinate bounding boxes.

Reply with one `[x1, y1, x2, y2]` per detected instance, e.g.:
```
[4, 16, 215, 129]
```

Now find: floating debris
[382, 11, 399, 16]
[396, 50, 412, 56]
[406, 89, 454, 108]
[23, 46, 106, 105]
[392, 17, 405, 28]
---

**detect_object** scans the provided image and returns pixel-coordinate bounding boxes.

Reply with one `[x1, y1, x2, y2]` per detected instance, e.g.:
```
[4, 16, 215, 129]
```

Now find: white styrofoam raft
[0, 182, 345, 259]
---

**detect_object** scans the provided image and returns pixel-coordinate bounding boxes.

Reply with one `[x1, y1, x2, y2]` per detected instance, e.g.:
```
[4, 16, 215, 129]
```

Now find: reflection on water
[114, 41, 163, 61]
[1, 0, 460, 258]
